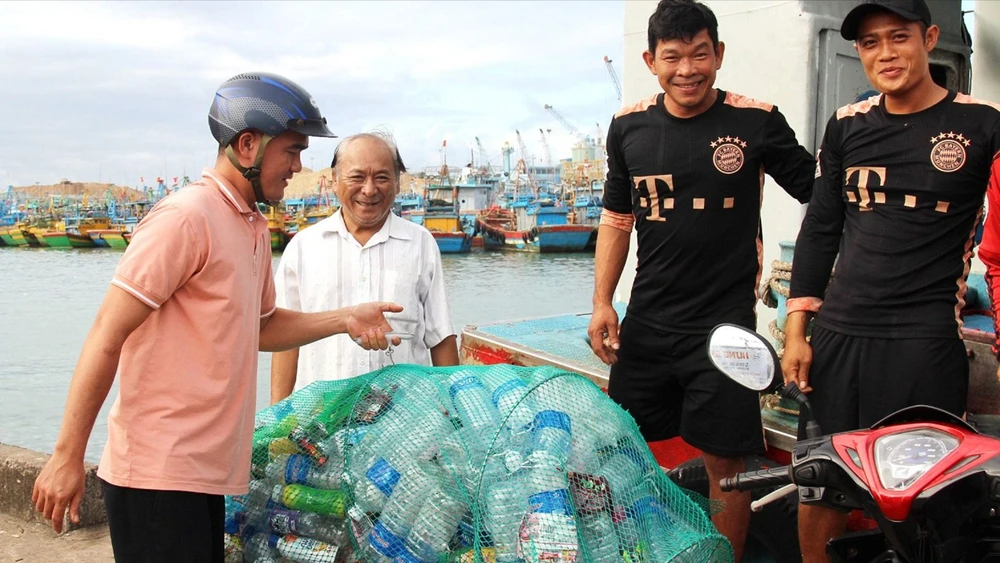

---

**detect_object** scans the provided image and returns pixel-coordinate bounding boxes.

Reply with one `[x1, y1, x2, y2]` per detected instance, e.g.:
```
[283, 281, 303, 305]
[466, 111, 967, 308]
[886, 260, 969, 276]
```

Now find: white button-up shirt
[275, 211, 454, 389]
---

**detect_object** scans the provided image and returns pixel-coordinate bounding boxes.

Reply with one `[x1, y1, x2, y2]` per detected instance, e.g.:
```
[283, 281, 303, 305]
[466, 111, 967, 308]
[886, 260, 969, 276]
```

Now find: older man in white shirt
[271, 132, 458, 402]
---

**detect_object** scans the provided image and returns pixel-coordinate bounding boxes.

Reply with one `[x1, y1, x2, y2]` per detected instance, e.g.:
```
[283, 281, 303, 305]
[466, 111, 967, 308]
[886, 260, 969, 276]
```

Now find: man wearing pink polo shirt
[31, 73, 402, 562]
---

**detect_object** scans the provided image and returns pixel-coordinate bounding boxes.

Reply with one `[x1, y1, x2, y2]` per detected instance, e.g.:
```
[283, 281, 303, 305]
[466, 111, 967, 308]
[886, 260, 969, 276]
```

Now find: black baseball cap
[841, 0, 932, 41]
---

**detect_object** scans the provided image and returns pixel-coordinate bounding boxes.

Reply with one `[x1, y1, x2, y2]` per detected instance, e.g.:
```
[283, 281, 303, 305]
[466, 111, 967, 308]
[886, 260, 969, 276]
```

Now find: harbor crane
[538, 129, 554, 169]
[544, 104, 586, 142]
[514, 129, 538, 194]
[604, 55, 622, 102]
[474, 136, 493, 175]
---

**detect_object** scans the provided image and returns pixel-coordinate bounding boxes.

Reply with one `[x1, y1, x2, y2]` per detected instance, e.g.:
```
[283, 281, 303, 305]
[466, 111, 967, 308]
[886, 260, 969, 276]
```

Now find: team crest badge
[930, 132, 969, 173]
[711, 136, 746, 174]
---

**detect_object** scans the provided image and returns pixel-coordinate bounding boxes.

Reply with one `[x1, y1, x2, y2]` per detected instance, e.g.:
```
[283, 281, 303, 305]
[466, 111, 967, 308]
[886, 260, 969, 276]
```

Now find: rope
[760, 393, 800, 416]
[759, 260, 792, 307]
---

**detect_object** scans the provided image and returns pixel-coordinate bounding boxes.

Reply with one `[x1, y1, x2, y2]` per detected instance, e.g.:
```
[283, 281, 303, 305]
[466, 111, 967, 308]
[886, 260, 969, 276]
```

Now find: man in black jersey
[783, 1, 1000, 560]
[587, 1, 815, 559]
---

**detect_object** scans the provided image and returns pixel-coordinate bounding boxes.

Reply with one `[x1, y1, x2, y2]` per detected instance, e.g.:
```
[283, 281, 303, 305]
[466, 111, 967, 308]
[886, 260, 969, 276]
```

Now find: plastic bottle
[520, 453, 578, 562]
[448, 373, 501, 429]
[529, 410, 572, 462]
[272, 483, 347, 518]
[268, 509, 347, 546]
[265, 453, 344, 490]
[368, 468, 437, 561]
[628, 495, 677, 562]
[269, 533, 339, 563]
[485, 478, 529, 563]
[577, 509, 620, 562]
[244, 533, 280, 563]
[491, 377, 536, 431]
[399, 488, 468, 562]
[598, 451, 647, 513]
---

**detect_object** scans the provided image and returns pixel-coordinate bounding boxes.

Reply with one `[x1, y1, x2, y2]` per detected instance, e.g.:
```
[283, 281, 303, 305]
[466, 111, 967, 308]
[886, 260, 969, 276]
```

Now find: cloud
[0, 0, 624, 188]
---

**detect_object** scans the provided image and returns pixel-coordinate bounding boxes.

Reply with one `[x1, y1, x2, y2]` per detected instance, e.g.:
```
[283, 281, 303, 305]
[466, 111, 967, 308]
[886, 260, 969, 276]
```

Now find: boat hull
[88, 232, 110, 247]
[90, 230, 128, 249]
[481, 224, 594, 253]
[6, 229, 27, 246]
[0, 230, 16, 246]
[431, 231, 472, 254]
[22, 230, 43, 247]
[270, 227, 289, 251]
[44, 232, 96, 248]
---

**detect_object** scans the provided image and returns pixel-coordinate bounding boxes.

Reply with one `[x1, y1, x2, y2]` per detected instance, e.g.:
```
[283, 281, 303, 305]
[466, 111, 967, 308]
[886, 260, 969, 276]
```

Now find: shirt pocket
[381, 269, 422, 338]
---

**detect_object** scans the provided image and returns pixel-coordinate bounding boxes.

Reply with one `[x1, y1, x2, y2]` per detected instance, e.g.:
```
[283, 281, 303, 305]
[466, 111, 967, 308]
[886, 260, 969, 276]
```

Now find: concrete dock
[0, 444, 112, 561]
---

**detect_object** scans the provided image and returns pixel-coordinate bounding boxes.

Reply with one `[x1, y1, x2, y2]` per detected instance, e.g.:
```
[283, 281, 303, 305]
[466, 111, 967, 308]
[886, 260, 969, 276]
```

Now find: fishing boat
[88, 228, 129, 249]
[20, 225, 44, 247]
[43, 216, 109, 248]
[424, 186, 472, 254]
[394, 190, 424, 225]
[423, 162, 473, 254]
[476, 159, 592, 253]
[0, 226, 17, 246]
[261, 205, 289, 251]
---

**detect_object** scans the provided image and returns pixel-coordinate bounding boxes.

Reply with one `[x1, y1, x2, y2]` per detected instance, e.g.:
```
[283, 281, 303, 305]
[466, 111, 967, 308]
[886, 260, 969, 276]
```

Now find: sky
[0, 1, 624, 189]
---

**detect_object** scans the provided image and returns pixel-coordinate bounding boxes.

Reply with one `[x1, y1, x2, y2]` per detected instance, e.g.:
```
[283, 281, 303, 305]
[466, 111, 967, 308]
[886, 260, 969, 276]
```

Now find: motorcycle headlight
[874, 429, 959, 491]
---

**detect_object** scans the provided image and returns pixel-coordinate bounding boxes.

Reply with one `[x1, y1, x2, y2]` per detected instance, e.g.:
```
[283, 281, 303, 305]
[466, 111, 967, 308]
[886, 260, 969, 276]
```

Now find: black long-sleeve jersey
[602, 90, 815, 333]
[789, 91, 1000, 339]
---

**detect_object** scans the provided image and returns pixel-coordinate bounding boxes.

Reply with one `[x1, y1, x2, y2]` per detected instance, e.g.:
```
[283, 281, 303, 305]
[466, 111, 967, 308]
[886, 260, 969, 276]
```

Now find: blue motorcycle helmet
[208, 72, 336, 204]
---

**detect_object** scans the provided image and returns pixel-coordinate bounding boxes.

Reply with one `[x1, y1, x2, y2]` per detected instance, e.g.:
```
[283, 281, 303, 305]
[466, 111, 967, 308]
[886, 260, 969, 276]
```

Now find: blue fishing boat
[476, 160, 593, 253]
[423, 164, 473, 254]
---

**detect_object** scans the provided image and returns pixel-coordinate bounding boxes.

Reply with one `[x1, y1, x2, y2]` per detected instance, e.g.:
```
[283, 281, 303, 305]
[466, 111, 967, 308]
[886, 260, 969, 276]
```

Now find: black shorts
[803, 325, 969, 436]
[607, 317, 765, 457]
[101, 478, 225, 563]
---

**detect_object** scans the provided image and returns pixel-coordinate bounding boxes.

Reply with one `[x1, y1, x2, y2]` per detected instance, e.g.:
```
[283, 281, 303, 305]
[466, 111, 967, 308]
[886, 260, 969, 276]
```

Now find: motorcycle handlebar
[720, 466, 792, 492]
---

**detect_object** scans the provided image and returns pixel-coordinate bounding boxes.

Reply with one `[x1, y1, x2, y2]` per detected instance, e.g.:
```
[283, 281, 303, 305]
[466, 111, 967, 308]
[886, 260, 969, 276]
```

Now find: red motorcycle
[706, 324, 1000, 562]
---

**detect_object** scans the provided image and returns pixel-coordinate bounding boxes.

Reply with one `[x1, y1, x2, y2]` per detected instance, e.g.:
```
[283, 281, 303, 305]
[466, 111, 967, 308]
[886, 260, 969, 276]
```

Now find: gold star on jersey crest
[931, 132, 971, 147]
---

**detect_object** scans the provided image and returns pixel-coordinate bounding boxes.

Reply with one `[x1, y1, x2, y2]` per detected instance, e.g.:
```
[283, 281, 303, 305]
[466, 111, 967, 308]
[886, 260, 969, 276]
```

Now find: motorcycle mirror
[706, 324, 782, 392]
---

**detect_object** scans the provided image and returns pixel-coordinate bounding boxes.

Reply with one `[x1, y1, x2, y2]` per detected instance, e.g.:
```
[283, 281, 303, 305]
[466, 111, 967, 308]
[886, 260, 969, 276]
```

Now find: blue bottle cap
[272, 401, 293, 421]
[531, 410, 571, 434]
[224, 516, 240, 535]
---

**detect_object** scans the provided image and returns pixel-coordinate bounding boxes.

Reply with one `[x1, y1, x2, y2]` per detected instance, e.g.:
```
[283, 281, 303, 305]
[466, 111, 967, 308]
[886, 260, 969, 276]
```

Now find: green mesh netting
[225, 364, 733, 563]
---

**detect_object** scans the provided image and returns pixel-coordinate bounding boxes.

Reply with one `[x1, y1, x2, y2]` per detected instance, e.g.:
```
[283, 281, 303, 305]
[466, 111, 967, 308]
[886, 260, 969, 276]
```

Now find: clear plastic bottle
[490, 377, 536, 431]
[265, 453, 345, 490]
[598, 451, 647, 512]
[485, 478, 529, 563]
[577, 508, 620, 562]
[269, 533, 339, 563]
[521, 452, 578, 562]
[268, 508, 347, 546]
[529, 410, 572, 462]
[628, 495, 677, 562]
[448, 373, 501, 429]
[244, 533, 280, 563]
[399, 488, 467, 562]
[368, 468, 437, 561]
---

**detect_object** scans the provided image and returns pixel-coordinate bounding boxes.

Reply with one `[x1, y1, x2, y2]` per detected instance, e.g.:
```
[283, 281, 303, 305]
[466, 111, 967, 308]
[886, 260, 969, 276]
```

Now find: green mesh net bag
[225, 364, 733, 563]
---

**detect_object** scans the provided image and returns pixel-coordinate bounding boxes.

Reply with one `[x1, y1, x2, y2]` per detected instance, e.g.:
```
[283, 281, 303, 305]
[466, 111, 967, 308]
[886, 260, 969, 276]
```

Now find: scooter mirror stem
[781, 382, 823, 438]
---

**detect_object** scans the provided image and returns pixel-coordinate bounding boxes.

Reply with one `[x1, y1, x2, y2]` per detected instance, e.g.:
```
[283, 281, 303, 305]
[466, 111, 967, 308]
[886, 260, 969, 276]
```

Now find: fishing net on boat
[226, 364, 732, 563]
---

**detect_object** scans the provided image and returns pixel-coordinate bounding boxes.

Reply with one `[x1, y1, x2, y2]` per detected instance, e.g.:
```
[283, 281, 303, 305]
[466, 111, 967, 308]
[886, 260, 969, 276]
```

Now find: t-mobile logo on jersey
[844, 166, 886, 212]
[633, 174, 674, 222]
[633, 174, 737, 221]
[844, 166, 950, 213]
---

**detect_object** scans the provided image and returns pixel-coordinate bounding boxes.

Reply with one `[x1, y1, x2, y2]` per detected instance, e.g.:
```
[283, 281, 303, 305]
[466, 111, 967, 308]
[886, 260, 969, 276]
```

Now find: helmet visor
[287, 117, 337, 139]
